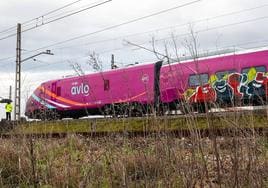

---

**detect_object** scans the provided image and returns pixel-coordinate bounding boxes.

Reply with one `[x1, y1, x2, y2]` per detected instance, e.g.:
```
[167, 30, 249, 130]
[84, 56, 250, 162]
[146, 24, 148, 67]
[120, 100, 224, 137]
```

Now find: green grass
[11, 113, 268, 135]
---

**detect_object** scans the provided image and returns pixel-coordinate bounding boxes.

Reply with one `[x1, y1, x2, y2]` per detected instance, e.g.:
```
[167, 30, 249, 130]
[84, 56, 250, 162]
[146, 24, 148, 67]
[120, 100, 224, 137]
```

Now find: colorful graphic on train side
[184, 67, 268, 104]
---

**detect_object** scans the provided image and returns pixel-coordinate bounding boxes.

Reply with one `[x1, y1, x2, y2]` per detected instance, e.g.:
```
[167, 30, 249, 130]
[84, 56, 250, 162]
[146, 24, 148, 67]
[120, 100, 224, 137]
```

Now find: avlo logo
[141, 74, 149, 83]
[71, 83, 90, 96]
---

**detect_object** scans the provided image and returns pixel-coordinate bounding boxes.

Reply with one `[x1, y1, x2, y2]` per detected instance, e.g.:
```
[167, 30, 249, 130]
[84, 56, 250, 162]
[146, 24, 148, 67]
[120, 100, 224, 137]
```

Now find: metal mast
[14, 23, 21, 121]
[111, 54, 115, 69]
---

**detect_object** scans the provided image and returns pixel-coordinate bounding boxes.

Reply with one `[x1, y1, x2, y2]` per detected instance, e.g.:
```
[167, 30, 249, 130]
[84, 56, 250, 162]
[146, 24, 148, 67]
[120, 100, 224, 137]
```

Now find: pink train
[25, 49, 268, 119]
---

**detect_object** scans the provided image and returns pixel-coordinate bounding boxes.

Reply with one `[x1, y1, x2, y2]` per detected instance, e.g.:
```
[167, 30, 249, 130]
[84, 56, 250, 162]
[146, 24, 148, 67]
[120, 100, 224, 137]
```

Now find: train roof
[162, 47, 268, 67]
[42, 47, 268, 84]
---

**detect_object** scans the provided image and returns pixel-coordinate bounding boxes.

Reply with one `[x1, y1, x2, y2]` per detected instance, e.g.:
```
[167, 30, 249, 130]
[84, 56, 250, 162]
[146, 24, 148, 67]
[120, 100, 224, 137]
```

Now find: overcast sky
[0, 0, 268, 118]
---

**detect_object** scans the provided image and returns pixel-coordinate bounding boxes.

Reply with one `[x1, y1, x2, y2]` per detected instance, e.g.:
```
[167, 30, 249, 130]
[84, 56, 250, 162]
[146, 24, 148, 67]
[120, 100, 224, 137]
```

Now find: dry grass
[0, 133, 266, 187]
[0, 108, 267, 187]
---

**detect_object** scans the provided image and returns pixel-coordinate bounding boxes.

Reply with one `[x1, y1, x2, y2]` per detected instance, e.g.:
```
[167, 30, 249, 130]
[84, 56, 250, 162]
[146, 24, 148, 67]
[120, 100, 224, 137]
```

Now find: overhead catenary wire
[0, 0, 202, 66]
[16, 0, 91, 33]
[156, 15, 268, 43]
[1, 12, 268, 69]
[21, 0, 202, 54]
[33, 0, 85, 19]
[0, 0, 85, 35]
[21, 0, 112, 33]
[110, 15, 268, 55]
[0, 1, 267, 63]
[0, 0, 112, 64]
[21, 38, 268, 73]
[87, 15, 268, 55]
[0, 0, 112, 41]
[1, 1, 268, 57]
[1, 1, 268, 78]
[35, 0, 104, 25]
[51, 3, 268, 51]
[29, 2, 268, 52]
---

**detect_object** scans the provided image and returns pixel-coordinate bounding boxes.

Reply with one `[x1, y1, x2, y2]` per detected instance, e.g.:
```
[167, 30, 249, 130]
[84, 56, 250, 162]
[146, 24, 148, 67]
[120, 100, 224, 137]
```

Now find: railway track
[70, 106, 268, 121]
[1, 127, 267, 139]
[25, 107, 267, 123]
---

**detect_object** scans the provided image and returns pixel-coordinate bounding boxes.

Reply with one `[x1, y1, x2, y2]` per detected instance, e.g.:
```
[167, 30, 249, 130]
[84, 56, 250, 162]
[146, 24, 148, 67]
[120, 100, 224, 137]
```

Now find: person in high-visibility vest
[5, 102, 12, 121]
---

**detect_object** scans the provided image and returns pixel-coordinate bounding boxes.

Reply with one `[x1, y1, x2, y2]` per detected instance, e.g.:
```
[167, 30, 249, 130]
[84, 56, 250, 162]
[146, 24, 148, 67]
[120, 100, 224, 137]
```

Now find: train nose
[25, 98, 34, 118]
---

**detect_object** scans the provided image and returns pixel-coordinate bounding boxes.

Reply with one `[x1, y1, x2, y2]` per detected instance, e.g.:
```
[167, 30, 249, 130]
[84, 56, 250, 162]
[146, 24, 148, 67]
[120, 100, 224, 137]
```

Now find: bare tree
[69, 61, 85, 76]
[87, 51, 103, 72]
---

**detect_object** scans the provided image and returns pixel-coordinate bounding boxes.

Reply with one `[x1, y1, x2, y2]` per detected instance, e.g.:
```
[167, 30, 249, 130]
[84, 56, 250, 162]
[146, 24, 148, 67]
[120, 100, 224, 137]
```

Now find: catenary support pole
[111, 54, 115, 69]
[14, 23, 21, 121]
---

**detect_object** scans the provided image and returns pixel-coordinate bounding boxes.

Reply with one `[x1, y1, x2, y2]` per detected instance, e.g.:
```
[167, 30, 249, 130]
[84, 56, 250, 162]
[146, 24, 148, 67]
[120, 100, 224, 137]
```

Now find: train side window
[216, 69, 236, 80]
[104, 79, 110, 91]
[189, 73, 209, 87]
[242, 66, 266, 74]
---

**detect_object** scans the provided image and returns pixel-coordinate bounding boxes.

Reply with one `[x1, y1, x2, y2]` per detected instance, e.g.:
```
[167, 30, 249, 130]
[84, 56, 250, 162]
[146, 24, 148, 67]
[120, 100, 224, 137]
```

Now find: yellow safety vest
[5, 103, 12, 113]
